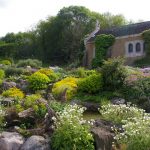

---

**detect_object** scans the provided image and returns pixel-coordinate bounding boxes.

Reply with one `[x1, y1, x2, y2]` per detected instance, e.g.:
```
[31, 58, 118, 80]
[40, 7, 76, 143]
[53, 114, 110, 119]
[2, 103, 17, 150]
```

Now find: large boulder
[91, 127, 114, 150]
[20, 135, 50, 150]
[0, 132, 24, 150]
[2, 81, 16, 90]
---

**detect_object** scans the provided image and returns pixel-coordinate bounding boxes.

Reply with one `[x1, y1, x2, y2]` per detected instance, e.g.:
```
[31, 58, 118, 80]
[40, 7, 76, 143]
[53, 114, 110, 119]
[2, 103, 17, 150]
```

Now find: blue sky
[0, 0, 150, 37]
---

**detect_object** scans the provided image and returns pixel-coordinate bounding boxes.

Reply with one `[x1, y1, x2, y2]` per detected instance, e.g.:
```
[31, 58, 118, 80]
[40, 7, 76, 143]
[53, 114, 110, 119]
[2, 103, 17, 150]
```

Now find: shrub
[4, 67, 24, 77]
[24, 94, 47, 118]
[28, 72, 50, 91]
[78, 73, 103, 94]
[101, 57, 128, 90]
[51, 104, 94, 150]
[0, 69, 5, 79]
[2, 87, 24, 100]
[123, 77, 150, 111]
[69, 67, 97, 78]
[114, 110, 150, 150]
[17, 59, 42, 68]
[37, 68, 59, 82]
[49, 101, 66, 112]
[100, 104, 145, 124]
[0, 60, 11, 65]
[52, 77, 78, 100]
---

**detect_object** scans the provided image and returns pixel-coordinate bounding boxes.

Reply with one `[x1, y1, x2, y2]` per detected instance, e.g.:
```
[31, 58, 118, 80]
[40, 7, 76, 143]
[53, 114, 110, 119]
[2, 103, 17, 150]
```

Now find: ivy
[92, 34, 115, 68]
[142, 30, 150, 55]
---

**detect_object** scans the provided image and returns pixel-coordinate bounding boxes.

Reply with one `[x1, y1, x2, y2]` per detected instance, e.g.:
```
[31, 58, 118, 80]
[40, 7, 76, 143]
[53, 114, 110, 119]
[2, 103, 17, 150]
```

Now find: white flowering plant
[99, 103, 145, 124]
[51, 104, 94, 150]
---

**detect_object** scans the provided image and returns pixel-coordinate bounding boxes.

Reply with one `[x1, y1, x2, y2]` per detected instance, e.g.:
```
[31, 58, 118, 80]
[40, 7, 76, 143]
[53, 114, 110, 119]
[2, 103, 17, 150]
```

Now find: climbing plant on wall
[142, 29, 150, 55]
[92, 34, 115, 68]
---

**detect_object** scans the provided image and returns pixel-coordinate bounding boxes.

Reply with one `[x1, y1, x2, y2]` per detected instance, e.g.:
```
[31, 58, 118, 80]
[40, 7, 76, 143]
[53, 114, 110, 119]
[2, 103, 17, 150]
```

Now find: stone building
[84, 21, 150, 67]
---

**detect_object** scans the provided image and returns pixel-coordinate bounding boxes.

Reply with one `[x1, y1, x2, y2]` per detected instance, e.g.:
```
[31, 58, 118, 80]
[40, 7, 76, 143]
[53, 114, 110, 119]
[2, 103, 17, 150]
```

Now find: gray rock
[111, 98, 125, 105]
[2, 81, 16, 90]
[0, 132, 24, 150]
[20, 135, 50, 150]
[91, 127, 114, 150]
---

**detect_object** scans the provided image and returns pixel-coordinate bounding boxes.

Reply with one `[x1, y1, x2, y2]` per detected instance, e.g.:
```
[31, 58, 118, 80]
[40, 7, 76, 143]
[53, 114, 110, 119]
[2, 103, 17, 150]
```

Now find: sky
[0, 0, 150, 37]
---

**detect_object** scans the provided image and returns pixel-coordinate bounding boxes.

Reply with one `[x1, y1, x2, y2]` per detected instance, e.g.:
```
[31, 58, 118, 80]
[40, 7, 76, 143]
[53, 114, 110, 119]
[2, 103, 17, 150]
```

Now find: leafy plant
[101, 57, 128, 90]
[51, 104, 94, 150]
[17, 59, 42, 68]
[52, 77, 78, 100]
[0, 60, 11, 65]
[92, 34, 115, 68]
[28, 72, 50, 90]
[78, 73, 103, 94]
[2, 87, 24, 100]
[4, 67, 24, 77]
[0, 69, 5, 79]
[100, 104, 145, 124]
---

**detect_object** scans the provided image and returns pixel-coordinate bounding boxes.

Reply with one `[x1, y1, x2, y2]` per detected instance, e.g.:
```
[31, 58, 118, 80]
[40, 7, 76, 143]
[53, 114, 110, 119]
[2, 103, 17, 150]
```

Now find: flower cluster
[51, 104, 94, 150]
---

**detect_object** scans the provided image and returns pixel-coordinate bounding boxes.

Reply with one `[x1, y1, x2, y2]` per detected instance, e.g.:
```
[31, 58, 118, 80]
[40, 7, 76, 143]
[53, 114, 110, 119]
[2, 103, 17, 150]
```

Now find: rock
[0, 97, 15, 107]
[0, 132, 24, 150]
[18, 108, 35, 118]
[91, 127, 114, 150]
[16, 79, 29, 93]
[111, 98, 125, 105]
[20, 135, 50, 150]
[2, 81, 16, 90]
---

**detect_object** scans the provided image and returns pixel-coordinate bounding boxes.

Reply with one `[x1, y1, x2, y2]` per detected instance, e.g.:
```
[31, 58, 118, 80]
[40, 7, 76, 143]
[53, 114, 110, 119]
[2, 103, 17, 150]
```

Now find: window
[136, 42, 141, 52]
[128, 43, 133, 53]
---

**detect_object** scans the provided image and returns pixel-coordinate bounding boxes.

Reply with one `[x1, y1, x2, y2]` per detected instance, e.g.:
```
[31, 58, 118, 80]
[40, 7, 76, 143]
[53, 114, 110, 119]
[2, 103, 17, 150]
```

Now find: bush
[69, 67, 97, 78]
[52, 77, 78, 100]
[49, 101, 66, 112]
[78, 73, 103, 94]
[0, 69, 5, 79]
[51, 104, 94, 150]
[100, 104, 145, 124]
[24, 94, 47, 118]
[17, 59, 42, 68]
[0, 60, 11, 65]
[37, 68, 59, 82]
[101, 57, 128, 90]
[123, 77, 150, 111]
[4, 67, 24, 77]
[114, 108, 150, 150]
[2, 87, 24, 100]
[28, 72, 50, 91]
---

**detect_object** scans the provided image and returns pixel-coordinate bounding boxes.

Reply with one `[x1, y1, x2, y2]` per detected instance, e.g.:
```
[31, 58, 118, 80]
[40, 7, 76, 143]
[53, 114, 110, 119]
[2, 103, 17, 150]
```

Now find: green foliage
[52, 77, 78, 100]
[92, 34, 115, 67]
[51, 104, 94, 150]
[123, 77, 150, 111]
[100, 104, 145, 124]
[113, 105, 150, 150]
[134, 56, 150, 67]
[78, 73, 103, 94]
[0, 60, 11, 65]
[101, 57, 128, 90]
[28, 72, 50, 91]
[37, 68, 59, 82]
[0, 69, 5, 79]
[2, 87, 24, 100]
[49, 101, 66, 112]
[24, 94, 47, 118]
[4, 67, 24, 77]
[69, 67, 97, 78]
[17, 59, 42, 68]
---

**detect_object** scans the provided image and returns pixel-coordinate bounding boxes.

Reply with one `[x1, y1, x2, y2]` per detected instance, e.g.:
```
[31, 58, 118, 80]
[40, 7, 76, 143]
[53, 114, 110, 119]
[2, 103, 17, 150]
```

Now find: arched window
[128, 43, 133, 53]
[136, 42, 141, 52]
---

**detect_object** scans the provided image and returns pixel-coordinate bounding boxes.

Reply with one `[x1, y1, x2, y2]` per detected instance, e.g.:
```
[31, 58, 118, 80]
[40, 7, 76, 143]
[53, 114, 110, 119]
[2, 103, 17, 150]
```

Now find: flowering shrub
[78, 73, 103, 94]
[2, 87, 24, 100]
[28, 72, 50, 90]
[51, 104, 94, 150]
[114, 114, 150, 150]
[99, 104, 145, 124]
[52, 77, 78, 100]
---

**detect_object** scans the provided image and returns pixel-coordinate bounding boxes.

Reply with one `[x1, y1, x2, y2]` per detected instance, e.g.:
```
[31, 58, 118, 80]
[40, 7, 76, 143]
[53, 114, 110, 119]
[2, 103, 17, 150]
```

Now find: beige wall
[85, 34, 145, 67]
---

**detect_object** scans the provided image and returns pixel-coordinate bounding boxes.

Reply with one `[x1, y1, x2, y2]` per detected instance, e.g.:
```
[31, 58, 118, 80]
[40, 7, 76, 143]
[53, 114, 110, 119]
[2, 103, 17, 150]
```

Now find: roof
[88, 21, 150, 42]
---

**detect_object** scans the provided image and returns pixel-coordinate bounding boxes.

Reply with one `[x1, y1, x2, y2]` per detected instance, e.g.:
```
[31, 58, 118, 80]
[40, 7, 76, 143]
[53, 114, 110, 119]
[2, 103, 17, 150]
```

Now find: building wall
[85, 34, 145, 67]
